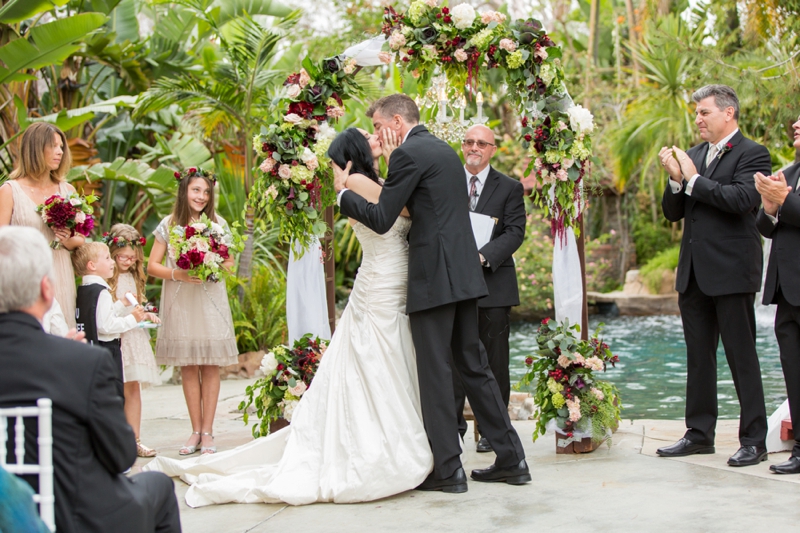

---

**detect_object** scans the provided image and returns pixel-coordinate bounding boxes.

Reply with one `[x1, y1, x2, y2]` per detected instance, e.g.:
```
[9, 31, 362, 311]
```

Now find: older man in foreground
[0, 226, 181, 533]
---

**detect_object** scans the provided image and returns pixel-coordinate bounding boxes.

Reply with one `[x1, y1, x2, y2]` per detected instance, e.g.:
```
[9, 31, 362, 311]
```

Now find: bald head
[461, 125, 497, 174]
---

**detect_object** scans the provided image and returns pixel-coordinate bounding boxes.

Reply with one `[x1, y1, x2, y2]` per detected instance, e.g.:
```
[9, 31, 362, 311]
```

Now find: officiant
[454, 124, 526, 453]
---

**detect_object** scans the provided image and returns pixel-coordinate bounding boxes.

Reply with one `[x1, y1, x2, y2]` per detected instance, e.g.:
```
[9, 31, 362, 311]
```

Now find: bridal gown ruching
[145, 217, 434, 506]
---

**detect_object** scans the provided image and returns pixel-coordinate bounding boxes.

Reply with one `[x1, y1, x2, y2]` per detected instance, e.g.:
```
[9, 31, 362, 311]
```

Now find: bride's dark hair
[327, 128, 381, 185]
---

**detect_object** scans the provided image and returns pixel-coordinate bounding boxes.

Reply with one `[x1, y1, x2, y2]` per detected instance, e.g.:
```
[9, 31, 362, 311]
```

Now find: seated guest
[0, 226, 181, 533]
[755, 116, 800, 474]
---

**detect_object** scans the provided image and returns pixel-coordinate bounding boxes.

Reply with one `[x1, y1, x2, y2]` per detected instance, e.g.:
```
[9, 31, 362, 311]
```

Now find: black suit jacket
[0, 312, 145, 533]
[756, 162, 800, 306]
[340, 125, 488, 313]
[473, 166, 526, 308]
[662, 131, 770, 296]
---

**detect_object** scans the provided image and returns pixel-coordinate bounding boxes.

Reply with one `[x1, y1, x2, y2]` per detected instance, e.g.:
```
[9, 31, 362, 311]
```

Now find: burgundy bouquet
[36, 192, 97, 248]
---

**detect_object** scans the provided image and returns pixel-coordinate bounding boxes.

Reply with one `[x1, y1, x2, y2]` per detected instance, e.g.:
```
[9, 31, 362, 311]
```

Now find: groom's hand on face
[333, 160, 352, 193]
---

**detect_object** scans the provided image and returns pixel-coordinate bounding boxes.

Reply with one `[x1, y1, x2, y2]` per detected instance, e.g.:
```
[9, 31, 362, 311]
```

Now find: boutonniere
[717, 142, 733, 160]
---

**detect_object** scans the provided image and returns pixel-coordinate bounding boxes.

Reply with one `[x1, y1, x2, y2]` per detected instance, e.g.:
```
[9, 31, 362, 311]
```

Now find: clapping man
[657, 84, 771, 466]
[754, 115, 800, 474]
[0, 226, 181, 533]
[454, 125, 526, 453]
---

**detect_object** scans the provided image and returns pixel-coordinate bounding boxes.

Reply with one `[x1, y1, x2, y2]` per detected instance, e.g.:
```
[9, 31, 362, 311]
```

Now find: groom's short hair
[692, 84, 740, 120]
[367, 94, 420, 124]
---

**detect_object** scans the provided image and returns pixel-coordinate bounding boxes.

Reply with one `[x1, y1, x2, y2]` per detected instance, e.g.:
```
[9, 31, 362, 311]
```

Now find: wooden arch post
[324, 205, 336, 335]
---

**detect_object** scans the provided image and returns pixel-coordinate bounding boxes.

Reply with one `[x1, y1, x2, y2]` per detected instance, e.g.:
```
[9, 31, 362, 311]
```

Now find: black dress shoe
[471, 459, 531, 485]
[770, 456, 800, 474]
[656, 438, 715, 457]
[415, 467, 468, 493]
[476, 437, 493, 453]
[728, 445, 768, 467]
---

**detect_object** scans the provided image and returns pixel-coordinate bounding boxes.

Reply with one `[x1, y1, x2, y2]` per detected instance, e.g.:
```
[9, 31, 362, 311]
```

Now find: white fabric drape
[552, 227, 583, 326]
[287, 238, 331, 343]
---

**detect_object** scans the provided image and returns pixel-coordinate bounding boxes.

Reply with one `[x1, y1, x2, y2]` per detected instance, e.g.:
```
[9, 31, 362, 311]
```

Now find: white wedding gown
[144, 217, 434, 506]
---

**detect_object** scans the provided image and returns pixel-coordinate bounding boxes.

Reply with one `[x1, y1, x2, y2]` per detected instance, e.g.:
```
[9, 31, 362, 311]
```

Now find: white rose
[425, 0, 438, 6]
[284, 113, 303, 124]
[259, 351, 279, 376]
[203, 251, 221, 266]
[278, 164, 292, 180]
[451, 3, 476, 30]
[282, 399, 299, 422]
[567, 104, 595, 134]
[288, 381, 307, 397]
[454, 48, 468, 62]
[317, 122, 337, 141]
[259, 157, 276, 173]
[191, 237, 209, 253]
[74, 212, 86, 224]
[286, 84, 301, 98]
[300, 147, 318, 170]
[69, 197, 81, 206]
[377, 51, 393, 64]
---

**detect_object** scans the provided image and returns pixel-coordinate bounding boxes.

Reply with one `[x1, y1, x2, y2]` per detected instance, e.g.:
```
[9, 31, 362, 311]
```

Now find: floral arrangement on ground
[518, 318, 621, 444]
[380, 0, 594, 237]
[251, 56, 362, 251]
[239, 334, 328, 438]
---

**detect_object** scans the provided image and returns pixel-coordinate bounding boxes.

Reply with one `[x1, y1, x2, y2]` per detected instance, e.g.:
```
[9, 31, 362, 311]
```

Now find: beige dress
[115, 272, 162, 386]
[8, 180, 77, 329]
[153, 215, 238, 367]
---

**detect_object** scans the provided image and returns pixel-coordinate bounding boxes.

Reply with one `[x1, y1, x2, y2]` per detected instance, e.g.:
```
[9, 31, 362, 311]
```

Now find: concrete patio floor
[133, 377, 800, 532]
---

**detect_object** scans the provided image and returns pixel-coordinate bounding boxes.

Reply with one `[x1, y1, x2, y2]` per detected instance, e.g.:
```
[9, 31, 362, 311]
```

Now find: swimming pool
[509, 314, 786, 419]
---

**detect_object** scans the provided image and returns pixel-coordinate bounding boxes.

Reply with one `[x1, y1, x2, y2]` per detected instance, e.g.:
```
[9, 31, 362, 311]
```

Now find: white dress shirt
[670, 128, 739, 195]
[81, 275, 138, 341]
[465, 165, 490, 198]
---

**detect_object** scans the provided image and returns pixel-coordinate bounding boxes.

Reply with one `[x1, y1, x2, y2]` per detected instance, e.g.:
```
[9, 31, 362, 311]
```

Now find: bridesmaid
[0, 123, 82, 329]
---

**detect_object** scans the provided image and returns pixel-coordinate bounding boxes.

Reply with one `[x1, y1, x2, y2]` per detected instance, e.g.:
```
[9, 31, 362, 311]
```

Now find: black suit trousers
[775, 291, 800, 456]
[129, 472, 181, 533]
[453, 306, 512, 437]
[678, 271, 767, 446]
[409, 299, 524, 478]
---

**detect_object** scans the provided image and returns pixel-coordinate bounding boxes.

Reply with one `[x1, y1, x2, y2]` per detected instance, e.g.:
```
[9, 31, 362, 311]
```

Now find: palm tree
[609, 14, 705, 222]
[134, 0, 300, 284]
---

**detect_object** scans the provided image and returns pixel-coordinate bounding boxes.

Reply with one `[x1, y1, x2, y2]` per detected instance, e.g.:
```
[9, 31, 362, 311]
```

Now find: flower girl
[105, 224, 162, 457]
[146, 168, 238, 456]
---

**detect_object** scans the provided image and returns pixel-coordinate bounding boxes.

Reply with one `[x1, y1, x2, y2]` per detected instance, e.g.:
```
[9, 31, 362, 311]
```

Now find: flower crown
[174, 167, 217, 183]
[102, 233, 147, 248]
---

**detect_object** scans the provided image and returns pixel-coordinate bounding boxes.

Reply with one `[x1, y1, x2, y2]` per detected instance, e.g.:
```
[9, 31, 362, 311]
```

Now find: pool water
[509, 314, 787, 419]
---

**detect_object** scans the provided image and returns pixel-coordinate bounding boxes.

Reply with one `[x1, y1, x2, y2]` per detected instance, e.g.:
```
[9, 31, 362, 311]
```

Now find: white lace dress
[115, 273, 161, 386]
[144, 217, 434, 506]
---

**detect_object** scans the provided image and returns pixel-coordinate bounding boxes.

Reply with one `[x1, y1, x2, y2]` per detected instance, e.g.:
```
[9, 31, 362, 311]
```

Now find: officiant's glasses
[462, 139, 495, 149]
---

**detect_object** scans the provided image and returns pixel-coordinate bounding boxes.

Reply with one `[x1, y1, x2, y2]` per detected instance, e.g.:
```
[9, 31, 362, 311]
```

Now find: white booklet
[469, 211, 496, 250]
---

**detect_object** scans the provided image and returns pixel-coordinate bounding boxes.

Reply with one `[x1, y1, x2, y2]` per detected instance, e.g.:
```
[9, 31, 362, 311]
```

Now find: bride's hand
[333, 161, 352, 193]
[381, 129, 399, 166]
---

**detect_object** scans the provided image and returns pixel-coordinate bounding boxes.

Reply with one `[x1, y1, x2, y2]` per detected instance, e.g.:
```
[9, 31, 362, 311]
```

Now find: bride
[144, 127, 434, 506]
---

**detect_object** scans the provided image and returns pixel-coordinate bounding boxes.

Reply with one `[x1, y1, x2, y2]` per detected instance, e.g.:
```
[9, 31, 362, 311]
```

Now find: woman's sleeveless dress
[8, 180, 76, 328]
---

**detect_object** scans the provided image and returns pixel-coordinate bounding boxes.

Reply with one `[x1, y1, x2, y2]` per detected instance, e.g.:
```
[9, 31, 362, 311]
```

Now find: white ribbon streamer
[342, 36, 387, 67]
[286, 237, 331, 344]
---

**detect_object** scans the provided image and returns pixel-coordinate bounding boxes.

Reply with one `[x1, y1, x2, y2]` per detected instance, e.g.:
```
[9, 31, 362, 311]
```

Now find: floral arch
[250, 1, 594, 334]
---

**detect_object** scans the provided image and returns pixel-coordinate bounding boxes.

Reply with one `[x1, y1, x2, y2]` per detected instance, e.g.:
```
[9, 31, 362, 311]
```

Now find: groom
[334, 94, 529, 492]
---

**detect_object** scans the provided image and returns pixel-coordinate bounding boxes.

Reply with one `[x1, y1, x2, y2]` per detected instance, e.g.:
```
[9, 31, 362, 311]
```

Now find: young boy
[71, 242, 144, 400]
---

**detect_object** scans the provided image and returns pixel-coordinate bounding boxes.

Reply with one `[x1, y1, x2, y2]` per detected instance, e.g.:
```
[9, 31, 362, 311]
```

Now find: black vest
[75, 284, 106, 345]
